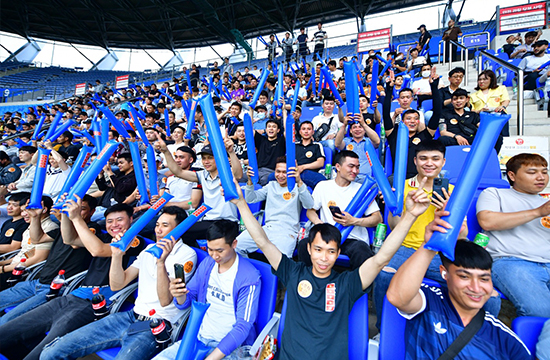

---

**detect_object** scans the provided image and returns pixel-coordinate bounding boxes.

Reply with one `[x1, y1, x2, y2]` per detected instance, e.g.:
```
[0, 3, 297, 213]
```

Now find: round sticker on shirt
[541, 217, 550, 229]
[305, 151, 313, 158]
[162, 177, 167, 184]
[450, 119, 458, 125]
[327, 200, 337, 208]
[130, 237, 140, 248]
[298, 280, 313, 298]
[412, 137, 421, 145]
[366, 118, 372, 125]
[89, 227, 96, 235]
[184, 261, 194, 273]
[5, 228, 14, 237]
[8, 167, 15, 173]
[494, 97, 500, 103]
[346, 144, 354, 151]
[282, 192, 292, 201]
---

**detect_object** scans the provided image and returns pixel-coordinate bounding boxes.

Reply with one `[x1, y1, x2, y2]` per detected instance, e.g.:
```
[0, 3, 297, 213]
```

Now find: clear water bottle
[186, 201, 194, 217]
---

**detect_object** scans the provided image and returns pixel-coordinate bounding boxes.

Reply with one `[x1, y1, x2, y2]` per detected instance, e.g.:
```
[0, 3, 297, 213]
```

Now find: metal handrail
[449, 40, 469, 87]
[478, 50, 524, 135]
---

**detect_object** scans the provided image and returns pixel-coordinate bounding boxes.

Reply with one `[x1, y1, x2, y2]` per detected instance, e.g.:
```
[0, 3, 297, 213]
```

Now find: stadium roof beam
[189, 0, 238, 45]
[240, 0, 292, 33]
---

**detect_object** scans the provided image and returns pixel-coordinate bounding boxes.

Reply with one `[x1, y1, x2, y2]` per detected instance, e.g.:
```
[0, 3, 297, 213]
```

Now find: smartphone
[433, 178, 449, 200]
[329, 206, 343, 217]
[174, 263, 185, 281]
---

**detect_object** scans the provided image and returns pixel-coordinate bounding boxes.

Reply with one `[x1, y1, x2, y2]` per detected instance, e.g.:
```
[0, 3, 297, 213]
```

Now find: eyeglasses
[451, 74, 464, 79]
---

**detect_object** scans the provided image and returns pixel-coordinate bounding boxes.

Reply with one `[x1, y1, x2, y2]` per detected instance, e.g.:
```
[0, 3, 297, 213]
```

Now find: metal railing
[478, 50, 524, 135]
[449, 40, 469, 87]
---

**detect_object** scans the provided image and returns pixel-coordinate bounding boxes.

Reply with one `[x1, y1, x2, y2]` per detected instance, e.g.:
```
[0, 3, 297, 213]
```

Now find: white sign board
[499, 136, 549, 170]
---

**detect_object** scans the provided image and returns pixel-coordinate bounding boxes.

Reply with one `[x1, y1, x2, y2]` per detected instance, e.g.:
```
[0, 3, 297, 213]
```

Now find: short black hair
[176, 145, 197, 162]
[451, 88, 469, 99]
[9, 192, 30, 206]
[299, 120, 313, 131]
[62, 131, 74, 142]
[41, 195, 53, 213]
[449, 67, 466, 77]
[266, 119, 280, 129]
[0, 151, 11, 162]
[160, 206, 187, 225]
[399, 88, 414, 97]
[308, 223, 341, 250]
[206, 219, 239, 245]
[117, 152, 133, 163]
[328, 60, 337, 67]
[440, 240, 493, 271]
[230, 102, 242, 112]
[104, 203, 133, 219]
[19, 145, 37, 154]
[415, 139, 446, 156]
[82, 194, 97, 210]
[402, 109, 420, 119]
[335, 149, 359, 166]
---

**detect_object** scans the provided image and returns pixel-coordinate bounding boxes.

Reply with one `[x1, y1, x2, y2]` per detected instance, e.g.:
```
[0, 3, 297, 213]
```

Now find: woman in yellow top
[470, 70, 510, 113]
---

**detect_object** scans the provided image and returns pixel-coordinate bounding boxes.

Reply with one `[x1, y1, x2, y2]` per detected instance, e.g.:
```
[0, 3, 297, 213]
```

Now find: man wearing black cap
[511, 30, 542, 59]
[438, 88, 481, 147]
[519, 39, 550, 90]
[417, 25, 432, 52]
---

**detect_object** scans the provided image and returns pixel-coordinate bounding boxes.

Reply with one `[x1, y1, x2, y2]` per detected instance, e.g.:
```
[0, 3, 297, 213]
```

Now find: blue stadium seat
[300, 106, 322, 121]
[323, 146, 333, 167]
[512, 316, 548, 360]
[277, 292, 369, 360]
[379, 295, 406, 360]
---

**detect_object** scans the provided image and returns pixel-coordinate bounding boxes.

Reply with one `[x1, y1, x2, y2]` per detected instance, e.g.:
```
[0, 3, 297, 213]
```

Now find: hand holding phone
[174, 263, 185, 281]
[329, 205, 343, 218]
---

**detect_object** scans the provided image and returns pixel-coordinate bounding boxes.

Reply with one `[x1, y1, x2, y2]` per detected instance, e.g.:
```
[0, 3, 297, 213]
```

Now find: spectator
[412, 64, 434, 107]
[237, 156, 314, 257]
[0, 202, 146, 360]
[267, 34, 277, 62]
[311, 96, 343, 153]
[0, 196, 57, 290]
[387, 230, 530, 359]
[0, 195, 96, 325]
[171, 95, 186, 124]
[439, 67, 466, 111]
[159, 146, 200, 211]
[255, 119, 286, 185]
[157, 136, 242, 247]
[518, 40, 550, 90]
[189, 64, 200, 88]
[417, 24, 432, 52]
[438, 88, 481, 146]
[299, 150, 382, 268]
[293, 121, 327, 188]
[282, 32, 294, 64]
[335, 113, 379, 182]
[56, 130, 80, 164]
[95, 152, 137, 210]
[222, 57, 234, 76]
[233, 167, 429, 360]
[442, 19, 462, 62]
[40, 207, 197, 360]
[477, 153, 550, 317]
[40, 141, 71, 199]
[328, 60, 343, 80]
[296, 27, 309, 62]
[153, 220, 261, 360]
[94, 80, 105, 94]
[359, 94, 381, 130]
[232, 124, 248, 171]
[218, 102, 243, 136]
[0, 150, 21, 185]
[510, 30, 542, 59]
[7, 145, 37, 193]
[0, 192, 29, 255]
[312, 22, 327, 61]
[406, 47, 427, 72]
[502, 34, 522, 59]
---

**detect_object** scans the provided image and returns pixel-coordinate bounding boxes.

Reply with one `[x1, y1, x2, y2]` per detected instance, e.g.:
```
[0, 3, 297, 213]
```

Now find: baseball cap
[198, 144, 214, 156]
[417, 24, 426, 30]
[177, 145, 197, 162]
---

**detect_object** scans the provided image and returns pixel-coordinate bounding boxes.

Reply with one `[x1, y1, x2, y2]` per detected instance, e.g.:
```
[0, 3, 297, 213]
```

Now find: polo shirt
[343, 137, 372, 175]
[295, 141, 325, 169]
[196, 170, 238, 221]
[440, 109, 480, 143]
[400, 285, 531, 359]
[164, 175, 194, 202]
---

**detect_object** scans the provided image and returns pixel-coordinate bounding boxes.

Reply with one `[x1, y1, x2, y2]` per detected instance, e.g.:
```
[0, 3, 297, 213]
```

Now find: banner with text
[499, 1, 547, 33]
[115, 75, 129, 89]
[357, 28, 391, 53]
[75, 83, 86, 96]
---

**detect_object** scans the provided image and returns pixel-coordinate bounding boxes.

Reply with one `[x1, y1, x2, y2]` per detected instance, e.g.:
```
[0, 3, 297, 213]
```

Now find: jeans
[537, 319, 550, 360]
[492, 257, 550, 317]
[373, 245, 502, 330]
[40, 310, 160, 360]
[237, 223, 298, 258]
[153, 335, 242, 360]
[0, 294, 95, 360]
[0, 279, 50, 325]
[320, 139, 336, 155]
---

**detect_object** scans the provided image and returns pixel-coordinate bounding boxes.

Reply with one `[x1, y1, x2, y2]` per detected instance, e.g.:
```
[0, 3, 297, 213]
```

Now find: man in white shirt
[519, 40, 550, 90]
[311, 96, 343, 154]
[298, 150, 382, 268]
[40, 206, 197, 360]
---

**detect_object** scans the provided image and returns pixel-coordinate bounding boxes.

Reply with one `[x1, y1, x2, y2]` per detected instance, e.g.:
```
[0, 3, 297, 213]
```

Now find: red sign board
[499, 1, 547, 33]
[115, 75, 129, 89]
[357, 28, 391, 53]
[75, 83, 86, 96]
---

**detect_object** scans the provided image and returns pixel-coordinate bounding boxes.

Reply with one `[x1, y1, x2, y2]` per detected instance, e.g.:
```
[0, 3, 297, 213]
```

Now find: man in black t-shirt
[255, 119, 286, 185]
[296, 27, 309, 61]
[0, 202, 144, 360]
[0, 192, 29, 255]
[294, 121, 326, 188]
[56, 131, 80, 164]
[231, 179, 431, 360]
[0, 194, 97, 325]
[438, 88, 481, 147]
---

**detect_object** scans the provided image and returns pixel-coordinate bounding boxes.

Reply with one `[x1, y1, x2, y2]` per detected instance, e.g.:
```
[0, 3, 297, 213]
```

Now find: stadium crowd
[0, 25, 548, 360]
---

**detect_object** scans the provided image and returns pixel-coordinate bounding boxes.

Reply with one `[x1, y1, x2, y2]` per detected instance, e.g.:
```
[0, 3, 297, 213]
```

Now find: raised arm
[156, 133, 198, 183]
[225, 136, 244, 180]
[334, 114, 349, 150]
[109, 232, 139, 291]
[426, 69, 441, 137]
[358, 178, 431, 290]
[386, 210, 451, 314]
[27, 207, 56, 245]
[383, 77, 396, 137]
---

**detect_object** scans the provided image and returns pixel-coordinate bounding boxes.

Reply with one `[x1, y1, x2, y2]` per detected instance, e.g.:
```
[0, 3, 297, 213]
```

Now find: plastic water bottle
[186, 201, 194, 217]
[149, 309, 171, 349]
[372, 223, 387, 254]
[91, 287, 109, 320]
[7, 258, 26, 286]
[46, 270, 66, 301]
[324, 164, 332, 179]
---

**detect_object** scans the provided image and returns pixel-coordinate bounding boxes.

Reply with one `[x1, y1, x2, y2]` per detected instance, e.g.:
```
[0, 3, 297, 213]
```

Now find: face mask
[422, 70, 431, 78]
[395, 55, 403, 61]
[257, 112, 266, 120]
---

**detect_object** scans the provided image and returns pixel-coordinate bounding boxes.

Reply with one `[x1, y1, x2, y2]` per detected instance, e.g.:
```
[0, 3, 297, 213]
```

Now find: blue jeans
[153, 336, 241, 360]
[320, 139, 335, 154]
[537, 320, 550, 360]
[40, 310, 159, 360]
[0, 279, 50, 325]
[267, 169, 325, 189]
[492, 257, 550, 317]
[373, 245, 501, 329]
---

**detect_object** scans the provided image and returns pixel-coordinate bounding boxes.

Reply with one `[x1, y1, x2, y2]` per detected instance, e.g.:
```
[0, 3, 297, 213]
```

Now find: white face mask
[257, 112, 266, 120]
[422, 70, 431, 78]
[395, 55, 404, 61]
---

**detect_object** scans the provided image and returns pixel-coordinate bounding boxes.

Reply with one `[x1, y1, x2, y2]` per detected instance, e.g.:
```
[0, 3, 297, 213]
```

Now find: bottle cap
[59, 270, 65, 275]
[93, 287, 99, 294]
[20, 258, 26, 263]
[149, 309, 156, 316]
